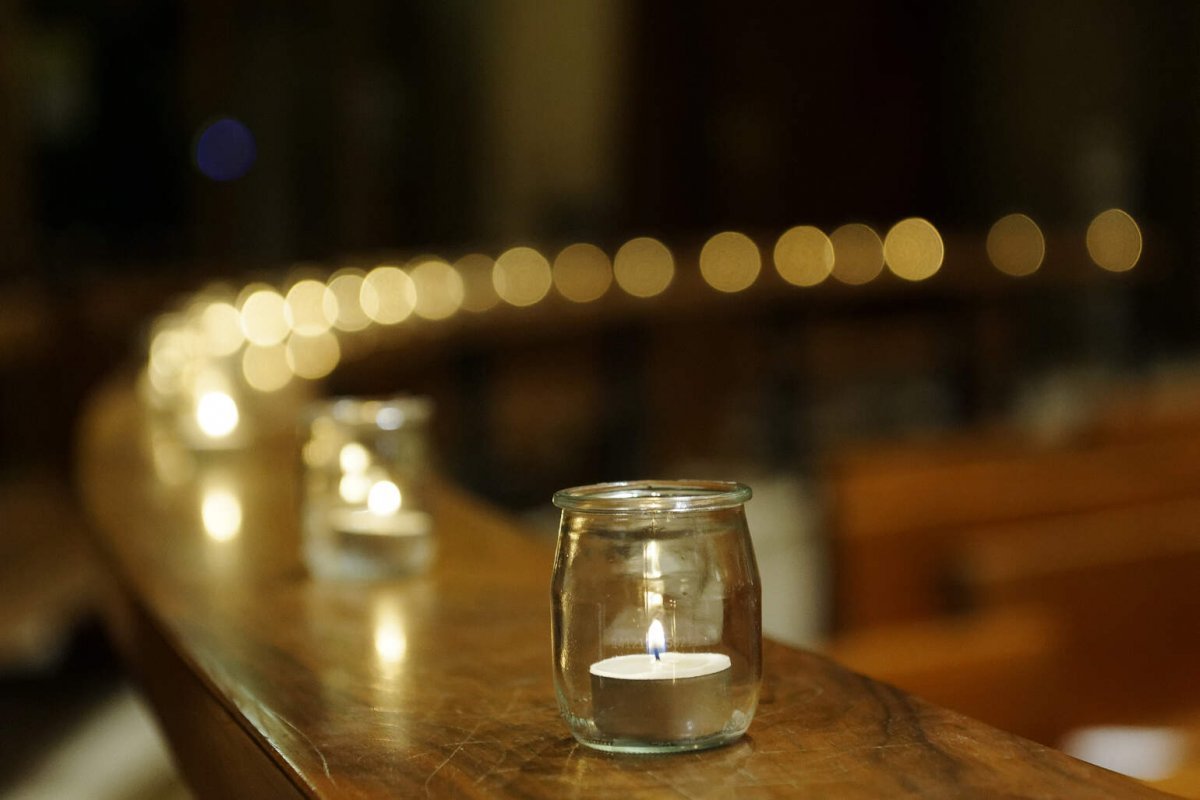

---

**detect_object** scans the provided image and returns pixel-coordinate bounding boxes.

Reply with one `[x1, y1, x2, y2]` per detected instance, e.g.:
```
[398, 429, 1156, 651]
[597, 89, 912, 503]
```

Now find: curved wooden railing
[77, 372, 1171, 798]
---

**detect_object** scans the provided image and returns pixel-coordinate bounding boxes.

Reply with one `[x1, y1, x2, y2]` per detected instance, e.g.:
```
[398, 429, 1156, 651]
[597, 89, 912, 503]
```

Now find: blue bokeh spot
[194, 117, 256, 182]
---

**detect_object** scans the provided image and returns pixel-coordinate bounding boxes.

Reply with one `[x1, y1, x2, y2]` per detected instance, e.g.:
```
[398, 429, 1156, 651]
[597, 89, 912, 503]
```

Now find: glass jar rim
[552, 480, 752, 513]
[303, 394, 433, 429]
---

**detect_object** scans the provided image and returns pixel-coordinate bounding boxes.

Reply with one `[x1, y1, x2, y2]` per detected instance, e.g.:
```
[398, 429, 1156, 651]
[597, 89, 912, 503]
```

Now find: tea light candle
[590, 621, 732, 741]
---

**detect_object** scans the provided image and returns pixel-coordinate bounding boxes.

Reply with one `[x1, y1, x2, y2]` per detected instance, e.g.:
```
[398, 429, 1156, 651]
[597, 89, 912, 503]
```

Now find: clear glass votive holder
[551, 480, 762, 754]
[300, 396, 435, 580]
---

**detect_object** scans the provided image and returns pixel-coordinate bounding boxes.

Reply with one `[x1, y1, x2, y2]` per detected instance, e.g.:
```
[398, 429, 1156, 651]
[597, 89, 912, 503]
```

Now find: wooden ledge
[77, 377, 1171, 798]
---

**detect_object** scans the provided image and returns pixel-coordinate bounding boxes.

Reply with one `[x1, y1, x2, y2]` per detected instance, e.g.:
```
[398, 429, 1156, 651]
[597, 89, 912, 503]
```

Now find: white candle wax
[325, 507, 431, 537]
[590, 652, 732, 741]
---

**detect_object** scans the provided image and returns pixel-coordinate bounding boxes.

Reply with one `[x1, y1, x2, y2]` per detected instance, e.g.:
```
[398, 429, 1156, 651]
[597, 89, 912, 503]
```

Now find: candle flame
[646, 619, 666, 660]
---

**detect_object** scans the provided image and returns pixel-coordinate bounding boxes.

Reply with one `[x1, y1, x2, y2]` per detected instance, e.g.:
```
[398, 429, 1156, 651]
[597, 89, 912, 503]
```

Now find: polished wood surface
[79, 378, 1172, 798]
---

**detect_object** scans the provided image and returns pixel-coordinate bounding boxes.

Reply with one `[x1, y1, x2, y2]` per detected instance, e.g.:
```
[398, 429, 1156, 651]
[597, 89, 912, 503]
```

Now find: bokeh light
[239, 288, 290, 346]
[340, 442, 370, 473]
[368, 480, 402, 515]
[553, 243, 613, 303]
[613, 237, 674, 298]
[361, 265, 417, 324]
[199, 302, 245, 357]
[986, 213, 1045, 277]
[774, 226, 834, 287]
[201, 487, 242, 541]
[327, 270, 372, 332]
[830, 224, 885, 285]
[456, 254, 500, 313]
[241, 343, 293, 392]
[494, 247, 553, 307]
[410, 259, 465, 320]
[883, 218, 944, 282]
[1087, 208, 1142, 272]
[285, 331, 341, 380]
[699, 231, 761, 293]
[194, 117, 256, 182]
[285, 279, 338, 336]
[195, 391, 239, 438]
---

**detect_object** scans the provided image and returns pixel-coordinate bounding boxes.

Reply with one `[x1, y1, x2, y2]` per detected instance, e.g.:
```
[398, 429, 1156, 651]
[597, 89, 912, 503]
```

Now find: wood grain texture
[78, 378, 1173, 799]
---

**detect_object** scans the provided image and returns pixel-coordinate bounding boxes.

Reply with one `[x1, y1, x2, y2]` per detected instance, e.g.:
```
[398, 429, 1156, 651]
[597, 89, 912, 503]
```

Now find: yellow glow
[699, 231, 761, 293]
[553, 243, 613, 303]
[361, 265, 417, 324]
[374, 608, 407, 665]
[410, 259, 465, 320]
[455, 254, 500, 313]
[285, 331, 341, 380]
[199, 302, 245, 356]
[494, 247, 553, 307]
[1087, 209, 1142, 272]
[327, 271, 372, 332]
[986, 214, 1045, 277]
[201, 487, 242, 541]
[830, 224, 885, 285]
[285, 279, 338, 336]
[646, 619, 666, 654]
[339, 473, 372, 504]
[195, 391, 239, 438]
[239, 289, 290, 347]
[367, 480, 402, 515]
[883, 218, 944, 282]
[613, 237, 674, 298]
[774, 226, 834, 287]
[149, 325, 193, 383]
[339, 442, 370, 473]
[241, 343, 293, 392]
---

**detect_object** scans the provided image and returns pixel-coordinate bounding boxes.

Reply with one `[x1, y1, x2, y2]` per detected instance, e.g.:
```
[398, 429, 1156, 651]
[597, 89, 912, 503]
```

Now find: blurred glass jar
[551, 480, 761, 753]
[301, 396, 434, 579]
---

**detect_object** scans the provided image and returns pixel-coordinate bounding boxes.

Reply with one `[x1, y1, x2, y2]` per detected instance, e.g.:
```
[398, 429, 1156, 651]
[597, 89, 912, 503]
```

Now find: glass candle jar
[551, 480, 761, 754]
[300, 396, 435, 580]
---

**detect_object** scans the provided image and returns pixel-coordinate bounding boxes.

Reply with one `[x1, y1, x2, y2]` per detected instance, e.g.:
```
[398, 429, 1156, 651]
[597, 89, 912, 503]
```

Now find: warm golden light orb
[285, 331, 341, 380]
[553, 243, 613, 303]
[986, 214, 1045, 277]
[241, 343, 293, 392]
[1086, 209, 1142, 272]
[774, 226, 834, 287]
[494, 247, 553, 307]
[456, 254, 500, 313]
[239, 288, 290, 346]
[699, 231, 761, 293]
[361, 265, 417, 324]
[883, 218, 944, 282]
[830, 224, 884, 285]
[285, 279, 338, 336]
[410, 259, 465, 320]
[613, 237, 674, 298]
[327, 270, 372, 332]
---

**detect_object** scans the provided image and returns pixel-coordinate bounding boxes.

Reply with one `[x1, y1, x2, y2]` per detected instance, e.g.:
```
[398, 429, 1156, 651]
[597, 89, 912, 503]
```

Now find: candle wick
[653, 648, 662, 662]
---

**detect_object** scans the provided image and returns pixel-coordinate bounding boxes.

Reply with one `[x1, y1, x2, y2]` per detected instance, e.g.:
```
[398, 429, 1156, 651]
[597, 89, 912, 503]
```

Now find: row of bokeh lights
[146, 209, 1144, 439]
